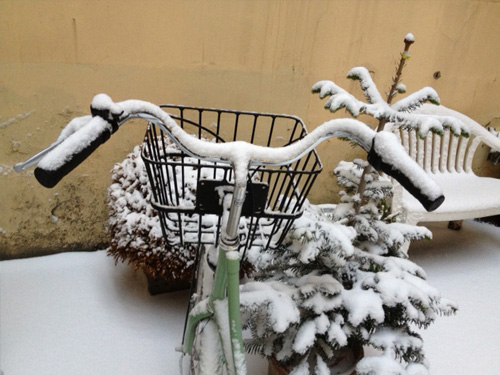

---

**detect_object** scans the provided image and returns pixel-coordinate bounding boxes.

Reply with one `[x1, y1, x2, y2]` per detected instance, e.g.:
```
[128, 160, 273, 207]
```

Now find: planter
[146, 275, 190, 295]
[268, 343, 363, 375]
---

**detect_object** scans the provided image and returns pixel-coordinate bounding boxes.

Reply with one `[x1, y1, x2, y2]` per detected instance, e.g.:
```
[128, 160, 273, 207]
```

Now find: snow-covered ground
[1, 219, 499, 375]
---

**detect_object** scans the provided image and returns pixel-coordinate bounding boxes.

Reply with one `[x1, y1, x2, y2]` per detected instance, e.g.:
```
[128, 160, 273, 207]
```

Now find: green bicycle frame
[183, 181, 248, 375]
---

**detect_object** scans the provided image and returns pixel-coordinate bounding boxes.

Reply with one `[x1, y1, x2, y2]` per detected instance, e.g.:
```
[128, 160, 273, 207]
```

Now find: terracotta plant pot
[146, 274, 190, 295]
[268, 343, 363, 375]
[268, 356, 290, 375]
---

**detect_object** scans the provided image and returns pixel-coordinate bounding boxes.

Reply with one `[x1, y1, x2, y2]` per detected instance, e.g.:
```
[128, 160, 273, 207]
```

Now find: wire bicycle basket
[141, 105, 322, 258]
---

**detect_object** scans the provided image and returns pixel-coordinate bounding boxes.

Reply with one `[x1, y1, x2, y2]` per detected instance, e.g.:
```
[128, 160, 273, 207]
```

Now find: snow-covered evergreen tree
[241, 34, 457, 375]
[242, 165, 457, 375]
[333, 158, 457, 374]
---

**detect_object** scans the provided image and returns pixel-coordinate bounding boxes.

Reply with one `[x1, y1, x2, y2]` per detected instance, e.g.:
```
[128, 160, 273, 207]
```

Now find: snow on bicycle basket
[141, 105, 322, 260]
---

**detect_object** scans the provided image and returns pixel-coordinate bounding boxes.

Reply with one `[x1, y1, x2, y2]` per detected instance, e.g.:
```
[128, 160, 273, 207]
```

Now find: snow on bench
[389, 104, 500, 228]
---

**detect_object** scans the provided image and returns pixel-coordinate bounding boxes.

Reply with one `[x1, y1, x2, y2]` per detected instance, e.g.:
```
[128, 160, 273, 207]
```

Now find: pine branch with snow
[332, 160, 456, 372]
[313, 68, 470, 137]
[312, 33, 468, 138]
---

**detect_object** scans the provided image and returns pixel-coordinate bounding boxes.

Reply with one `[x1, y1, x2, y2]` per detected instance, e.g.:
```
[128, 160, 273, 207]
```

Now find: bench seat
[399, 172, 500, 224]
[390, 104, 500, 227]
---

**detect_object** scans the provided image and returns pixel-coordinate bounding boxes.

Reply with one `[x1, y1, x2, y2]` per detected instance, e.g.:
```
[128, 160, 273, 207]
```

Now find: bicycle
[14, 93, 444, 375]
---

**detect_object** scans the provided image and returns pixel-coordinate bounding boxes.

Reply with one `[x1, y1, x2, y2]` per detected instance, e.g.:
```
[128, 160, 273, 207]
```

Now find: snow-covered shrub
[107, 145, 197, 281]
[312, 35, 468, 138]
[106, 140, 257, 281]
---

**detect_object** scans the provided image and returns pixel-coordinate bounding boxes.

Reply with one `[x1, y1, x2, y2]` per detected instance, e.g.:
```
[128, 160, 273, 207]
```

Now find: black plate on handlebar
[196, 180, 269, 216]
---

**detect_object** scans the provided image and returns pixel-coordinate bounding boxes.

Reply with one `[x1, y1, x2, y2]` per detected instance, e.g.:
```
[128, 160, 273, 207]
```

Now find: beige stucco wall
[2, 0, 500, 259]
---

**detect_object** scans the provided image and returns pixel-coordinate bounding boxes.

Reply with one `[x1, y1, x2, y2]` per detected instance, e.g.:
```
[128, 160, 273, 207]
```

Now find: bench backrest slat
[439, 132, 450, 173]
[424, 135, 432, 172]
[464, 135, 481, 173]
[447, 133, 459, 173]
[394, 127, 481, 174]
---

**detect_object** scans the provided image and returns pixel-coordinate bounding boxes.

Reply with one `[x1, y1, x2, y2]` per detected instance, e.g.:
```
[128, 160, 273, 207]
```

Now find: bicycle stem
[183, 181, 248, 375]
[208, 182, 247, 375]
[220, 182, 247, 375]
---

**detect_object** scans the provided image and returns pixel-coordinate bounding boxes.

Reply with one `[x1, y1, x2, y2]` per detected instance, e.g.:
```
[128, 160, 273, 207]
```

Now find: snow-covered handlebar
[14, 94, 444, 212]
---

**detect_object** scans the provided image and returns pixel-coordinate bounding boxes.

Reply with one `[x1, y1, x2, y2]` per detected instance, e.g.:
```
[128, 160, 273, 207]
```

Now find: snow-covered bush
[107, 145, 197, 281]
[106, 140, 257, 282]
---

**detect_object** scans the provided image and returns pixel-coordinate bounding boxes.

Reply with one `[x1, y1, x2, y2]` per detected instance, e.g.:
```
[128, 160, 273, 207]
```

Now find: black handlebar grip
[34, 117, 116, 188]
[367, 133, 445, 212]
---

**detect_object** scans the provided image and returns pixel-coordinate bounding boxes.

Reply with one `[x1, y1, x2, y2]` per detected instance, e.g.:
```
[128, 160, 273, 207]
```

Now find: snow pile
[0, 251, 190, 375]
[2, 220, 499, 375]
[38, 116, 113, 172]
[55, 115, 93, 142]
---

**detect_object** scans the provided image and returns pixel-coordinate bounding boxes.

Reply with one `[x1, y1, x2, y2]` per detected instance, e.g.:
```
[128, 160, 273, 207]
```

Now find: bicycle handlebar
[14, 94, 444, 212]
[34, 117, 114, 188]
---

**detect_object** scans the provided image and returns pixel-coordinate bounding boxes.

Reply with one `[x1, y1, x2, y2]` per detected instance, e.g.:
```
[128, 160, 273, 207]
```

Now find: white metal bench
[389, 104, 500, 229]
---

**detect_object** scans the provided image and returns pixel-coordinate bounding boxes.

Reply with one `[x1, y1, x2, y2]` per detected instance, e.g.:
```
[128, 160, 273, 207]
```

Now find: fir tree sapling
[241, 34, 457, 375]
[242, 170, 456, 375]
